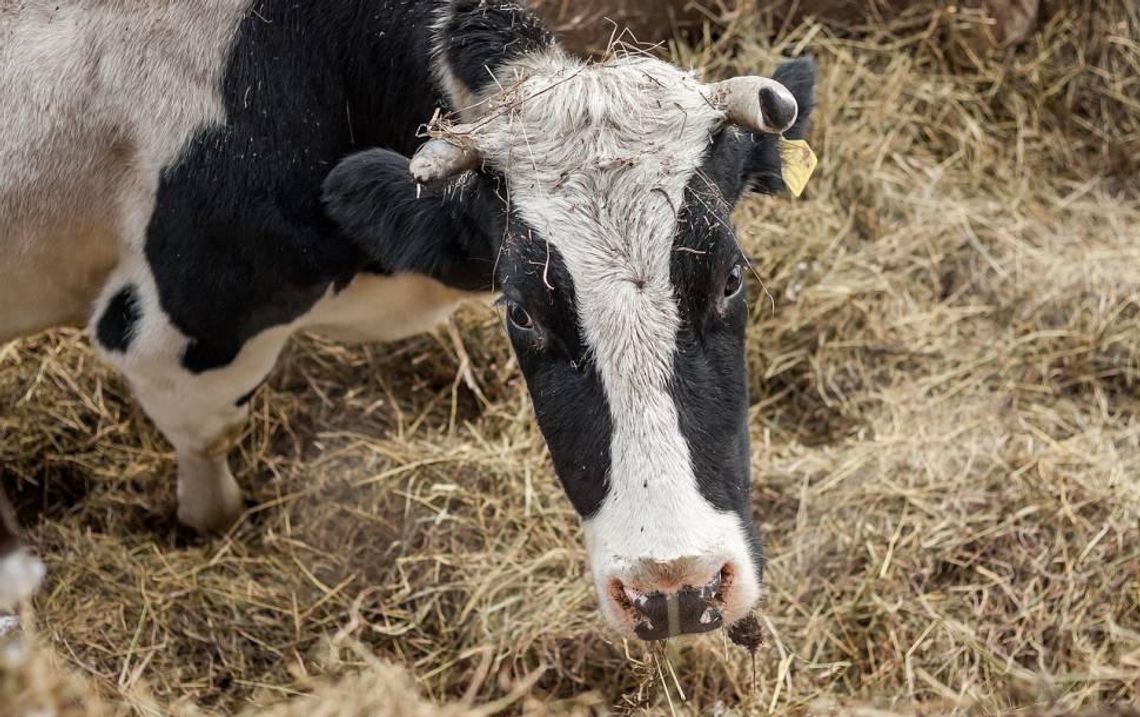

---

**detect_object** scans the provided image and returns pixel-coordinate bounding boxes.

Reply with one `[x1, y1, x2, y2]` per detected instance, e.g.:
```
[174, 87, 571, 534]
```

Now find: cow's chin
[589, 554, 763, 641]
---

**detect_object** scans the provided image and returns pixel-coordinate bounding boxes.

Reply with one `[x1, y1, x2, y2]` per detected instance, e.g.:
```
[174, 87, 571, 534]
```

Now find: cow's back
[0, 0, 250, 339]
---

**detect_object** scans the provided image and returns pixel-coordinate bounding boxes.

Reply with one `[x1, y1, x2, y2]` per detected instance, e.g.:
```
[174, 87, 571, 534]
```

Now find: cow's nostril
[626, 569, 726, 641]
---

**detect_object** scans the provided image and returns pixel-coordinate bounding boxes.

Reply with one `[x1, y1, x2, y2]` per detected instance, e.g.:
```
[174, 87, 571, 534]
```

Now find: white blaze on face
[467, 52, 762, 631]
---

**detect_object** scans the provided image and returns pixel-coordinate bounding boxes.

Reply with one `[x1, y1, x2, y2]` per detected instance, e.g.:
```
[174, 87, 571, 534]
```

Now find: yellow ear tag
[778, 138, 817, 198]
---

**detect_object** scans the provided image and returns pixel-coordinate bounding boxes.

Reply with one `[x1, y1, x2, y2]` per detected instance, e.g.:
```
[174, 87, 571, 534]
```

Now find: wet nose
[614, 562, 728, 640]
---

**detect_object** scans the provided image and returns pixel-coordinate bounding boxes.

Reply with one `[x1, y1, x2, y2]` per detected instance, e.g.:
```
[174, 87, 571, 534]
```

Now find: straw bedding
[532, 0, 1042, 55]
[2, 0, 1138, 714]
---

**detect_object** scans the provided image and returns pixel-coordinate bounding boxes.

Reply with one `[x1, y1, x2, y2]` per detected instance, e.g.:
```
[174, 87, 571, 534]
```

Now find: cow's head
[323, 0, 815, 641]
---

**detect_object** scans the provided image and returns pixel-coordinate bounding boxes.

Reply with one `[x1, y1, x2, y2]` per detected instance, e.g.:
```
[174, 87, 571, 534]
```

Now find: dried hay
[2, 0, 1139, 715]
[534, 0, 1043, 55]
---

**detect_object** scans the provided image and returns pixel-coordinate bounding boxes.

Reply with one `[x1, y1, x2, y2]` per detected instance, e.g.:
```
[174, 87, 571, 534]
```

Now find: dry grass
[2, 1, 1139, 715]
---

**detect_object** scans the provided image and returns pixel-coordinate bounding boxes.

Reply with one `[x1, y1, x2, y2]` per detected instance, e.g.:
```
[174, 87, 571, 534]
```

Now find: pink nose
[608, 560, 732, 640]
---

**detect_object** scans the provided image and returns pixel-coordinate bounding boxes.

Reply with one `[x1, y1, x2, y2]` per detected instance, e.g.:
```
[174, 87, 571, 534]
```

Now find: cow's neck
[336, 0, 453, 155]
[220, 0, 446, 157]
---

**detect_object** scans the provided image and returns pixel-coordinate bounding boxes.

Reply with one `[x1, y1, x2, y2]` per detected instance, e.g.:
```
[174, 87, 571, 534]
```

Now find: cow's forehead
[474, 54, 724, 206]
[473, 52, 726, 282]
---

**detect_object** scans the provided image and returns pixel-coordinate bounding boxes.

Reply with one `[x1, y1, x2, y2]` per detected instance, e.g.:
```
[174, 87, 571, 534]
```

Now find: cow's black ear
[322, 148, 500, 292]
[742, 56, 817, 195]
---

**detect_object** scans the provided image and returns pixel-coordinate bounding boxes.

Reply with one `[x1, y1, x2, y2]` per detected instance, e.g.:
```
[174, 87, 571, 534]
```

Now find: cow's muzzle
[609, 562, 732, 640]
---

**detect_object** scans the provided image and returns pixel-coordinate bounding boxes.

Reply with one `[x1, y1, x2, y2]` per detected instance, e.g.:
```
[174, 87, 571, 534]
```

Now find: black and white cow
[0, 0, 814, 640]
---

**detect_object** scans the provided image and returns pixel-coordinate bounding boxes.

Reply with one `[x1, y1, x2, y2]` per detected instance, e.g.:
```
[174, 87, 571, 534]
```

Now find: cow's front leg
[119, 363, 256, 534]
[166, 410, 248, 535]
[108, 336, 288, 534]
[91, 275, 293, 534]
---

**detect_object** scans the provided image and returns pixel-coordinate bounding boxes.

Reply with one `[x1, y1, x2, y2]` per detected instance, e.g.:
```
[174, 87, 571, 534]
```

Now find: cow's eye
[724, 264, 744, 299]
[507, 303, 534, 330]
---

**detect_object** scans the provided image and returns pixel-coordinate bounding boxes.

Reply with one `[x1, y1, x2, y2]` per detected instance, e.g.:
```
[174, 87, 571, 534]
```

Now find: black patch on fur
[668, 168, 765, 577]
[668, 183, 752, 516]
[496, 228, 612, 518]
[322, 149, 501, 292]
[441, 0, 555, 98]
[144, 0, 456, 374]
[95, 284, 141, 353]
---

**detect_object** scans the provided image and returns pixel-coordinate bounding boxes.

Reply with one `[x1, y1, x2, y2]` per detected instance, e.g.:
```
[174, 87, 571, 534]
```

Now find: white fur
[0, 615, 18, 639]
[447, 49, 762, 632]
[0, 549, 45, 611]
[305, 273, 474, 344]
[0, 0, 252, 340]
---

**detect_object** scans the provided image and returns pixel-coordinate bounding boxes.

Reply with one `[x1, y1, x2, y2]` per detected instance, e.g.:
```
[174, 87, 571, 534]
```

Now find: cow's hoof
[176, 460, 245, 535]
[0, 548, 45, 611]
[176, 487, 244, 535]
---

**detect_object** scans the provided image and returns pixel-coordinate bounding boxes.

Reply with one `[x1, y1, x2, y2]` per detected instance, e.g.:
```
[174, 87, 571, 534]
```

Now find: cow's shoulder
[139, 1, 442, 373]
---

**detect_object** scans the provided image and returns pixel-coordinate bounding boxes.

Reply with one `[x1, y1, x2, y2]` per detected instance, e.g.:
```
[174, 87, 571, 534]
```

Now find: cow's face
[413, 52, 813, 640]
[323, 47, 814, 640]
[489, 139, 761, 641]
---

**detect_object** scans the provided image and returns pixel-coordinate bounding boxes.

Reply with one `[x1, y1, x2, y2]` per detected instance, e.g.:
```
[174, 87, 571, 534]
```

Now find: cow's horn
[711, 76, 799, 135]
[409, 137, 481, 183]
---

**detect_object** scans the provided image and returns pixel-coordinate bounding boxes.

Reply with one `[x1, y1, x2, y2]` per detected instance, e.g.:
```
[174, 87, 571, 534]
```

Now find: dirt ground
[2, 0, 1138, 715]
